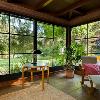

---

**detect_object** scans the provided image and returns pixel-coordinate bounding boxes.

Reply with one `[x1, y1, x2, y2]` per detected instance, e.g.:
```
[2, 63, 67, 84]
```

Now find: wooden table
[22, 63, 49, 90]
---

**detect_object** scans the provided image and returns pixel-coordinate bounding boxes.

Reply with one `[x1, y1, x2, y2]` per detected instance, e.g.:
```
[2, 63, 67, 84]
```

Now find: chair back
[81, 56, 97, 65]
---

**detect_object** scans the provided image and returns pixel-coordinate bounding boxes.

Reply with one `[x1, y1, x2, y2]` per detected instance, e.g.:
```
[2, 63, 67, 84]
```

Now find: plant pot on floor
[65, 69, 74, 78]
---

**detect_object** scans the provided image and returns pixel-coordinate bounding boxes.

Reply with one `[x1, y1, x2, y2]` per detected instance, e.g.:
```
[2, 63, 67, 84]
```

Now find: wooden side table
[22, 64, 49, 91]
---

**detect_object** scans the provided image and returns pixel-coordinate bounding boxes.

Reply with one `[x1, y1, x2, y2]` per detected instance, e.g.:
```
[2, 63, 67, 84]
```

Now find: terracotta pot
[66, 70, 74, 78]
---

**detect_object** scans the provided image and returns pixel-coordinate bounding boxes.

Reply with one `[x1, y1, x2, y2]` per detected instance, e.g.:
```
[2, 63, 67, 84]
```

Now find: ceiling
[1, 0, 100, 26]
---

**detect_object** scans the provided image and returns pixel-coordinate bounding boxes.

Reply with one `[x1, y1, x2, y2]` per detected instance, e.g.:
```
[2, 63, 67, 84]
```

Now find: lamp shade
[33, 50, 42, 54]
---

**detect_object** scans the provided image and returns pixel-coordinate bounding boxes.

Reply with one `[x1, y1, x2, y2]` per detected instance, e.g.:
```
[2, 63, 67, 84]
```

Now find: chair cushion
[83, 64, 100, 76]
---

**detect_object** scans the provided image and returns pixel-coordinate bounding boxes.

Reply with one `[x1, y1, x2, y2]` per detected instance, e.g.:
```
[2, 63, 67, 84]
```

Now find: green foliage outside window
[37, 23, 66, 66]
[1, 12, 100, 75]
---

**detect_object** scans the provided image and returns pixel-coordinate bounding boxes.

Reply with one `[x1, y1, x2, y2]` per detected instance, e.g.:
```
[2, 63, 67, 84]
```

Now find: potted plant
[65, 46, 75, 78]
[71, 42, 86, 71]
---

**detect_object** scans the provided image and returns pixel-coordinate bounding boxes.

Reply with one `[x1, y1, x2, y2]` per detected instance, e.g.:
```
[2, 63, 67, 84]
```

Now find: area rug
[0, 83, 76, 100]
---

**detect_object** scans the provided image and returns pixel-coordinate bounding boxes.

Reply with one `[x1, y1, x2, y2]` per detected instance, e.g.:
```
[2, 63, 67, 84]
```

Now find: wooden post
[66, 26, 71, 48]
[33, 21, 37, 64]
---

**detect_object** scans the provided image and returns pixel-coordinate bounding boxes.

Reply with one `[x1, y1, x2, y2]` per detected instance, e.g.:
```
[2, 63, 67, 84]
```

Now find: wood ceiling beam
[0, 1, 69, 26]
[69, 8, 100, 26]
[7, 0, 52, 10]
[54, 0, 93, 16]
[34, 0, 53, 10]
[7, 0, 23, 3]
[73, 10, 82, 15]
[18, 0, 51, 10]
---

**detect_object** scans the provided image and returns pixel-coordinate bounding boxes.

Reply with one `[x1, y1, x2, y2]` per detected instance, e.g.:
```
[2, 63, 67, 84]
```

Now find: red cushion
[83, 64, 100, 76]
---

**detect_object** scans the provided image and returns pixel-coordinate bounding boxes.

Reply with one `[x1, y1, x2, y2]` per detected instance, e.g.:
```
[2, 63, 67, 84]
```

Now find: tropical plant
[65, 46, 75, 70]
[71, 42, 86, 65]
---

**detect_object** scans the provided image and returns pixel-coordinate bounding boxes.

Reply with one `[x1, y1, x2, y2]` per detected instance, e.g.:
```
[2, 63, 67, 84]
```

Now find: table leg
[47, 66, 49, 83]
[22, 67, 24, 88]
[42, 66, 44, 91]
[31, 68, 34, 82]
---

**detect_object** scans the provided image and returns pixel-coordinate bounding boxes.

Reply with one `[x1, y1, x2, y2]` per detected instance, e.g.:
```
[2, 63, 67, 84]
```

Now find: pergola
[0, 0, 100, 47]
